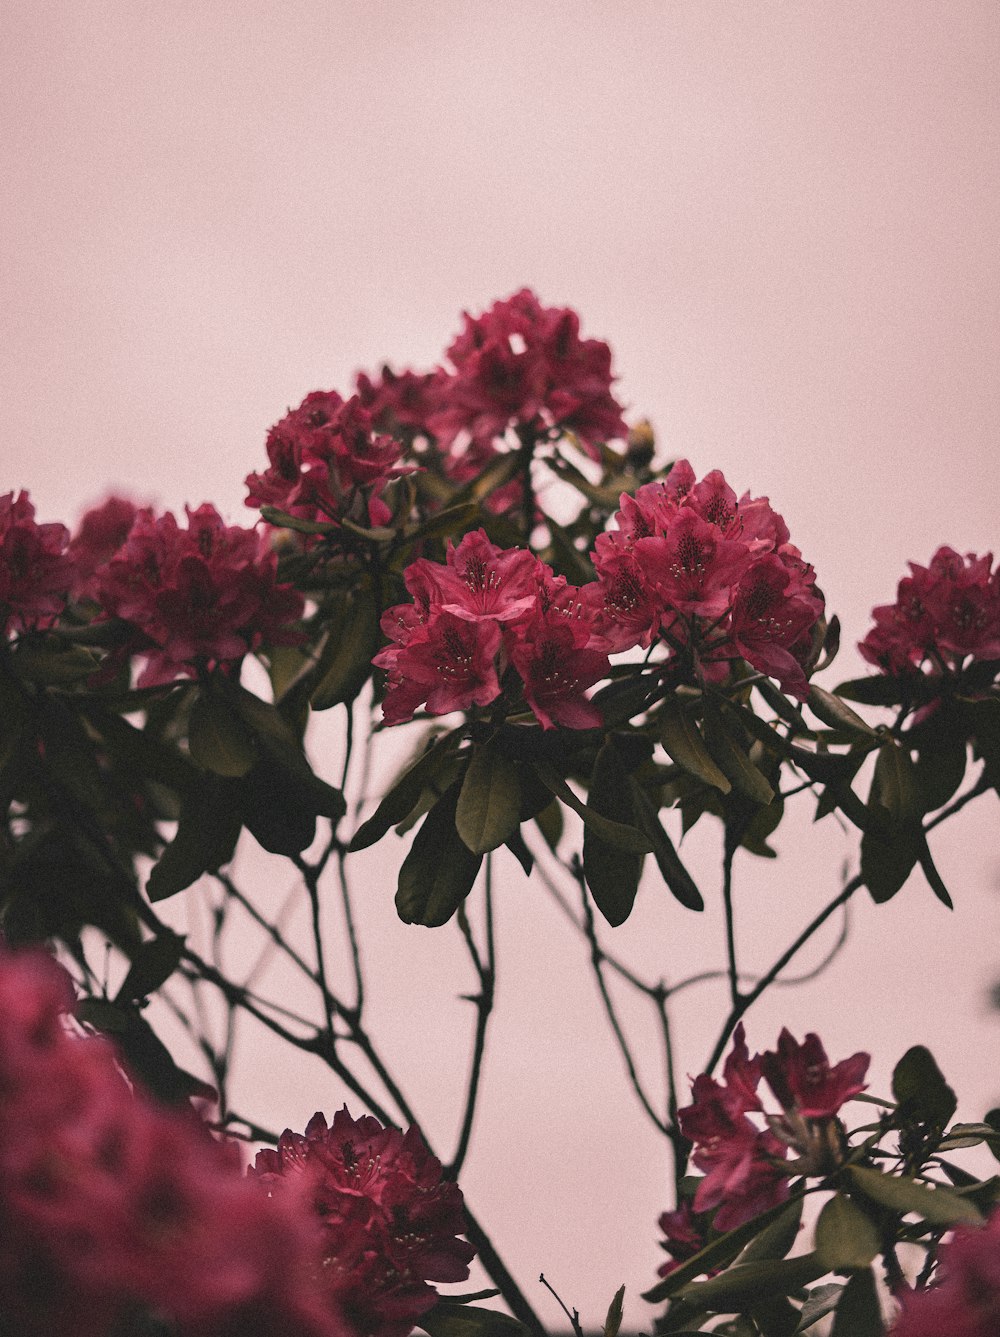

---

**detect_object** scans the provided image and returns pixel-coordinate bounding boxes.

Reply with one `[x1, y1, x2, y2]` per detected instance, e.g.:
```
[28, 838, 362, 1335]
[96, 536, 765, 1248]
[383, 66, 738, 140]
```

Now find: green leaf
[835, 676, 907, 707]
[795, 1283, 844, 1333]
[259, 505, 339, 535]
[418, 1301, 524, 1337]
[350, 731, 460, 850]
[603, 1285, 625, 1337]
[676, 1254, 825, 1311]
[829, 1268, 883, 1337]
[847, 1165, 984, 1226]
[310, 586, 381, 709]
[737, 1199, 803, 1265]
[532, 762, 653, 854]
[9, 640, 102, 685]
[806, 686, 878, 738]
[916, 836, 954, 909]
[188, 693, 256, 777]
[642, 1199, 799, 1303]
[630, 780, 704, 911]
[455, 738, 522, 854]
[147, 782, 241, 901]
[870, 739, 920, 827]
[533, 798, 563, 852]
[892, 1046, 957, 1128]
[860, 824, 921, 904]
[702, 705, 775, 805]
[814, 1194, 881, 1272]
[660, 698, 731, 793]
[116, 930, 186, 1003]
[397, 502, 481, 550]
[78, 999, 215, 1106]
[396, 784, 483, 927]
[583, 742, 644, 925]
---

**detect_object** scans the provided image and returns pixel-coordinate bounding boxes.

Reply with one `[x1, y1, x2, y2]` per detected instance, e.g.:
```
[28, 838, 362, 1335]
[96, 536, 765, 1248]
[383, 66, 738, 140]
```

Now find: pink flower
[245, 391, 414, 532]
[892, 1207, 1000, 1337]
[0, 944, 347, 1337]
[0, 490, 74, 637]
[355, 364, 443, 442]
[656, 1202, 710, 1278]
[373, 610, 503, 721]
[760, 1029, 869, 1121]
[94, 503, 304, 686]
[728, 555, 825, 701]
[428, 289, 628, 458]
[249, 1108, 475, 1337]
[860, 546, 1000, 678]
[68, 494, 142, 600]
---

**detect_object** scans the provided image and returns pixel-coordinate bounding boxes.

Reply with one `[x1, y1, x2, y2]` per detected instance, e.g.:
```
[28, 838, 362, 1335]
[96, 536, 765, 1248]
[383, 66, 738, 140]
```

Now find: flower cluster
[93, 502, 304, 686]
[675, 1025, 869, 1234]
[592, 460, 824, 699]
[0, 943, 345, 1337]
[859, 546, 1000, 678]
[427, 287, 628, 458]
[68, 493, 142, 601]
[249, 1107, 475, 1337]
[245, 391, 415, 531]
[374, 528, 609, 729]
[891, 1206, 1000, 1336]
[0, 490, 74, 638]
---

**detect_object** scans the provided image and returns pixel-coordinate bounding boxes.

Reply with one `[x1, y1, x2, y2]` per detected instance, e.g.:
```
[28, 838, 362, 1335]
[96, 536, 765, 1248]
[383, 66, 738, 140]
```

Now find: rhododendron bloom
[0, 490, 75, 636]
[373, 611, 503, 722]
[94, 503, 304, 686]
[860, 546, 1000, 677]
[760, 1028, 869, 1121]
[592, 462, 823, 699]
[249, 1107, 475, 1337]
[355, 364, 442, 441]
[0, 944, 346, 1337]
[891, 1207, 1000, 1336]
[68, 493, 142, 599]
[428, 288, 628, 457]
[245, 391, 414, 531]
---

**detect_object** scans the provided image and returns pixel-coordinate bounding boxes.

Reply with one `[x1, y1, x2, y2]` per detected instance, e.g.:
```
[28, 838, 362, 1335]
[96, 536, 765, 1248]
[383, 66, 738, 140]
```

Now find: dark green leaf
[795, 1283, 844, 1333]
[860, 825, 920, 904]
[737, 1199, 803, 1265]
[396, 784, 483, 927]
[311, 585, 381, 709]
[259, 505, 339, 535]
[603, 1285, 625, 1337]
[677, 1254, 824, 1311]
[503, 828, 534, 876]
[870, 740, 920, 827]
[78, 999, 215, 1105]
[147, 783, 241, 901]
[188, 693, 256, 777]
[916, 837, 954, 909]
[642, 1200, 799, 1303]
[630, 780, 704, 911]
[350, 731, 460, 850]
[847, 1165, 984, 1226]
[660, 699, 731, 793]
[533, 798, 563, 852]
[702, 705, 775, 805]
[533, 762, 653, 854]
[117, 930, 186, 1003]
[829, 1269, 882, 1337]
[806, 686, 878, 738]
[835, 676, 907, 707]
[455, 738, 522, 854]
[418, 1301, 524, 1337]
[584, 742, 644, 925]
[9, 640, 102, 685]
[892, 1046, 957, 1128]
[814, 1194, 881, 1271]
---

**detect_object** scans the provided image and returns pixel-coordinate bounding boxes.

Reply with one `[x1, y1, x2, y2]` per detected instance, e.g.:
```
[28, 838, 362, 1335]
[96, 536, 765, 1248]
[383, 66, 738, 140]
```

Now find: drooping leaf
[660, 698, 731, 793]
[916, 836, 954, 909]
[77, 998, 215, 1106]
[676, 1253, 825, 1311]
[892, 1045, 957, 1128]
[814, 1194, 881, 1272]
[828, 1268, 882, 1337]
[396, 784, 483, 927]
[188, 692, 256, 777]
[116, 930, 186, 1003]
[702, 705, 775, 805]
[806, 685, 878, 738]
[847, 1165, 984, 1226]
[350, 730, 460, 850]
[835, 675, 908, 707]
[310, 585, 381, 709]
[630, 780, 704, 910]
[147, 781, 241, 901]
[736, 1199, 803, 1265]
[860, 825, 920, 904]
[533, 762, 653, 854]
[583, 742, 644, 925]
[642, 1199, 800, 1303]
[455, 737, 522, 855]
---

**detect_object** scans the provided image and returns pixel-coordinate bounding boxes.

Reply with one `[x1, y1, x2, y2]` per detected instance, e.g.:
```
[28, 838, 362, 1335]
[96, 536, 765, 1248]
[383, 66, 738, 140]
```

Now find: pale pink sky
[3, 2, 1000, 1323]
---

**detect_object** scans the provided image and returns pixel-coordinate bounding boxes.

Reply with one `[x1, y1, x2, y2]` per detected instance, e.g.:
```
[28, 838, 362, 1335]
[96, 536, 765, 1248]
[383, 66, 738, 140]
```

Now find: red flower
[428, 289, 628, 458]
[0, 944, 347, 1337]
[355, 365, 443, 442]
[891, 1207, 1000, 1337]
[0, 490, 74, 637]
[760, 1028, 869, 1121]
[245, 392, 415, 532]
[250, 1108, 475, 1337]
[68, 494, 142, 600]
[373, 610, 503, 722]
[94, 503, 304, 686]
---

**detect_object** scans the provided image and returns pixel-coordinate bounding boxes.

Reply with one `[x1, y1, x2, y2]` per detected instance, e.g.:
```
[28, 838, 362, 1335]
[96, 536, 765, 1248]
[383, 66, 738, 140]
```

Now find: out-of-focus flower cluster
[859, 547, 1000, 679]
[250, 1109, 475, 1337]
[374, 528, 609, 729]
[666, 1025, 869, 1245]
[592, 459, 825, 701]
[0, 943, 345, 1337]
[891, 1206, 1000, 1336]
[0, 490, 75, 636]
